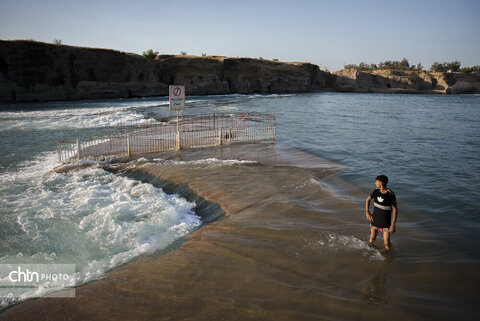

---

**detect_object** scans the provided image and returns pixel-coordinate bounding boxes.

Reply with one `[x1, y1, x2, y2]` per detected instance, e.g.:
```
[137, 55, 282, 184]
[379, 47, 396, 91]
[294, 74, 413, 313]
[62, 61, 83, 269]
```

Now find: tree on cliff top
[459, 65, 480, 74]
[346, 58, 410, 71]
[142, 49, 159, 59]
[399, 58, 410, 70]
[379, 58, 409, 70]
[431, 62, 445, 72]
[446, 61, 461, 72]
[431, 61, 461, 72]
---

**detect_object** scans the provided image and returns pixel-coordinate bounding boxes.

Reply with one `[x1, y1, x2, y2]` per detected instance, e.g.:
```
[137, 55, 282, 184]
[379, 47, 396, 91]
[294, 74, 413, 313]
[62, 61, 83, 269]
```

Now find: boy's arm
[389, 205, 398, 233]
[365, 195, 373, 222]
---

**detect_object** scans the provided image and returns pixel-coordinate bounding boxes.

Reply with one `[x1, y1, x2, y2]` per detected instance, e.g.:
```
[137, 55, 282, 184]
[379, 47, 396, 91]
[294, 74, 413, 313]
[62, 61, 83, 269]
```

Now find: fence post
[176, 129, 181, 150]
[56, 143, 61, 163]
[127, 134, 131, 156]
[175, 112, 181, 151]
[273, 114, 276, 144]
[218, 128, 222, 146]
[76, 139, 81, 160]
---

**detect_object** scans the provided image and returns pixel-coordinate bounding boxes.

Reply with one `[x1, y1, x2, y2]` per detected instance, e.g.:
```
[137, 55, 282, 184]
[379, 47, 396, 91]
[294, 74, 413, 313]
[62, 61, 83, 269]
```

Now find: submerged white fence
[56, 113, 276, 163]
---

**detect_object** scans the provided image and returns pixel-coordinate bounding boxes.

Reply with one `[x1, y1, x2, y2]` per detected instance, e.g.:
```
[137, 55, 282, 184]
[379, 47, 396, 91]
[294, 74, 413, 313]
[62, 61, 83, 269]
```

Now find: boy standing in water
[365, 175, 398, 250]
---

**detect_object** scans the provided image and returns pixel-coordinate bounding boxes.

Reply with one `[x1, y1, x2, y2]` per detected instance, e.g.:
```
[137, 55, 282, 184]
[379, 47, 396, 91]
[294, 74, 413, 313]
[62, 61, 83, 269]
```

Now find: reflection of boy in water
[365, 175, 398, 250]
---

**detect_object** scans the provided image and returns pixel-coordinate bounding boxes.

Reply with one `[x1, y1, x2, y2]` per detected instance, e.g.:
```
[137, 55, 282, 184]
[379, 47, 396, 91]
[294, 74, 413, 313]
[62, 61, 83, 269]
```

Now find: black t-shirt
[369, 189, 397, 228]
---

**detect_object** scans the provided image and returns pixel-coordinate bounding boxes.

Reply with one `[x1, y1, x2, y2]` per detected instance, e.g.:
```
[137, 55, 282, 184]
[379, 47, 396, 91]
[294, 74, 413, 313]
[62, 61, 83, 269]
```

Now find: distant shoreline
[1, 40, 479, 104]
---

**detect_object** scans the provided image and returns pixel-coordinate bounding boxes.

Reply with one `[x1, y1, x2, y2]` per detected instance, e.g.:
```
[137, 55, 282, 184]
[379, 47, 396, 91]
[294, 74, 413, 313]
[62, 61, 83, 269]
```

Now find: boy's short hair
[375, 175, 388, 186]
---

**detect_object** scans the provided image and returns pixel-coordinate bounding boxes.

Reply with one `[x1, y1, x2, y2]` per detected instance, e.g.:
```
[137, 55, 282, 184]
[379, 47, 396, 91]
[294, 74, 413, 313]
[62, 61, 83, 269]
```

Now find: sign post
[169, 85, 186, 150]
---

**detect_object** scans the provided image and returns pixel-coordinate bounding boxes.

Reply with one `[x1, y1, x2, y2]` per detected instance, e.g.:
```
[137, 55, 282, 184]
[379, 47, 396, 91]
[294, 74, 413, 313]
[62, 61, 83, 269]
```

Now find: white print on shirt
[377, 196, 384, 202]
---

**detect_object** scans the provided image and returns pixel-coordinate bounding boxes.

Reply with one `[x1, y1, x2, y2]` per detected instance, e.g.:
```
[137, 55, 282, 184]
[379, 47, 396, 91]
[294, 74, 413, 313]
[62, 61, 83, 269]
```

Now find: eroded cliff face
[0, 40, 329, 103]
[334, 69, 480, 94]
[2, 40, 477, 103]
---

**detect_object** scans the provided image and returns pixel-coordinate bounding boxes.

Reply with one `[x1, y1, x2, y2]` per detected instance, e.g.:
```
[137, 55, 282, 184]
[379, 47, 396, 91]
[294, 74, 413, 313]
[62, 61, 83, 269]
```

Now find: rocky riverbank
[334, 68, 480, 94]
[1, 40, 479, 104]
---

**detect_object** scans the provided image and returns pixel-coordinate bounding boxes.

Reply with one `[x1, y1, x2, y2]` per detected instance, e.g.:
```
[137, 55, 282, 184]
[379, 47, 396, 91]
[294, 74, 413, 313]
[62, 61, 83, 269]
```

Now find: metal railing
[56, 113, 275, 163]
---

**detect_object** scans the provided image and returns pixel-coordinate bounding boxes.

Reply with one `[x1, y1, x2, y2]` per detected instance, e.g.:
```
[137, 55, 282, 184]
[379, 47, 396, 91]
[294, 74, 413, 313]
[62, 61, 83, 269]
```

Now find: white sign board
[169, 85, 185, 111]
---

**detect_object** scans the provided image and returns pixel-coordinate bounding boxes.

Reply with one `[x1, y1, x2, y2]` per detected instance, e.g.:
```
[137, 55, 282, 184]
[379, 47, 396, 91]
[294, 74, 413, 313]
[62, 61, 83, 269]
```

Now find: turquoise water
[181, 92, 480, 254]
[190, 93, 480, 254]
[0, 93, 479, 313]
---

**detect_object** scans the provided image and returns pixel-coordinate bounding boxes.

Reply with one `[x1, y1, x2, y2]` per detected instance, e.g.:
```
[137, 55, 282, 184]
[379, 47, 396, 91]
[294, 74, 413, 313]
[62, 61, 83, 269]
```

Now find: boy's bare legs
[370, 227, 391, 250]
[369, 226, 378, 245]
[383, 230, 391, 250]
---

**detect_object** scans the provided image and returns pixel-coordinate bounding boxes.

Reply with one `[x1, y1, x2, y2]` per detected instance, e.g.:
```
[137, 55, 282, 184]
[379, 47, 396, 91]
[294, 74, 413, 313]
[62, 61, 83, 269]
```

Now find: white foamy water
[305, 233, 385, 262]
[0, 102, 166, 131]
[152, 158, 258, 168]
[247, 94, 293, 99]
[217, 105, 238, 111]
[0, 153, 201, 308]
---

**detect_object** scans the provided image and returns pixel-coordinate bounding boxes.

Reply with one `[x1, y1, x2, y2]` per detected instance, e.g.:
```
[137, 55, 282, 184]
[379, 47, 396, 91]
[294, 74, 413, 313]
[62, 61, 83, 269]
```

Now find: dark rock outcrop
[0, 40, 329, 103]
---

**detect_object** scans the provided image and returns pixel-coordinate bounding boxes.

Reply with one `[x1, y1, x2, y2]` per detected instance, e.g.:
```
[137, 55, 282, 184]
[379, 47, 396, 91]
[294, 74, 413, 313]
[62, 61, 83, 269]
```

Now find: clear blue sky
[1, 0, 479, 71]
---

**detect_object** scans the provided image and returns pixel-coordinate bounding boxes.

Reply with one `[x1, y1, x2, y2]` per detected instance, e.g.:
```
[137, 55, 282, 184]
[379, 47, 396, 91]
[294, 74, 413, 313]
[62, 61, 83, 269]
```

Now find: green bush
[142, 49, 159, 59]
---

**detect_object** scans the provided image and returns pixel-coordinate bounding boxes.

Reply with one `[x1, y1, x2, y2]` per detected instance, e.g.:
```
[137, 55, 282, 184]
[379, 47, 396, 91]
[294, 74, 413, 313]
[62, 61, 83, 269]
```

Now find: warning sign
[169, 85, 185, 111]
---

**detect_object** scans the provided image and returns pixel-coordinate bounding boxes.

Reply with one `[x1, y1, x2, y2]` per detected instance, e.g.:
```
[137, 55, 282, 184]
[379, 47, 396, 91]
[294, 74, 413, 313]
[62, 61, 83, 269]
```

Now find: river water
[0, 93, 479, 320]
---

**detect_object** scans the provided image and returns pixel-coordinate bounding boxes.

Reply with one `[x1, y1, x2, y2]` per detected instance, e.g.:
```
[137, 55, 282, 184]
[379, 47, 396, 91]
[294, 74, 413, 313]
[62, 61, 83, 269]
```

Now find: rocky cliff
[334, 68, 480, 94]
[2, 40, 478, 103]
[0, 40, 330, 103]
